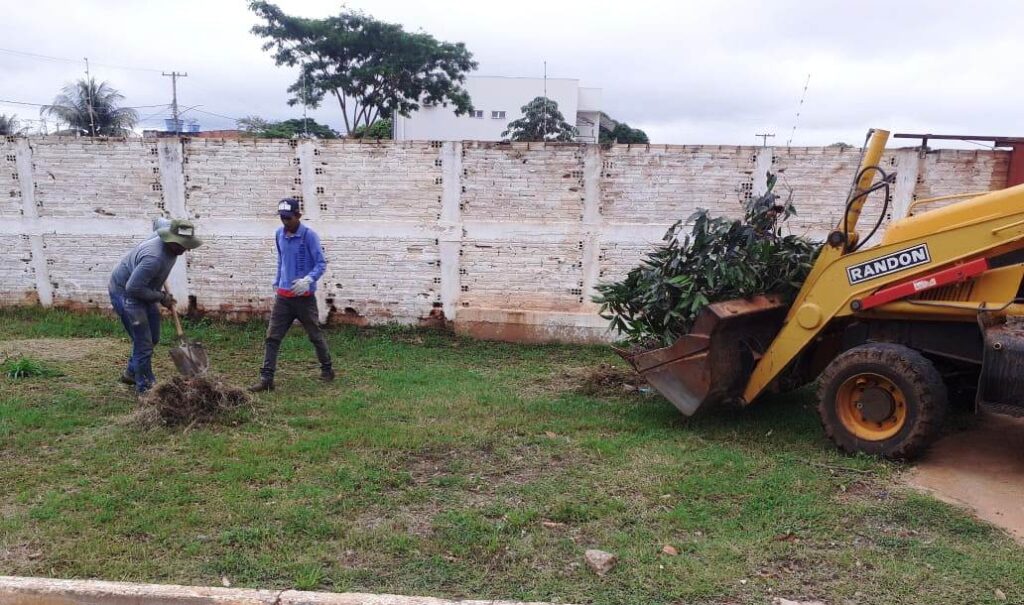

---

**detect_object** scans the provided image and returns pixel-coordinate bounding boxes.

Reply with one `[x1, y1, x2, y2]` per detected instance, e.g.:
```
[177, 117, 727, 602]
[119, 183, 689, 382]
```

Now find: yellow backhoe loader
[618, 128, 1024, 458]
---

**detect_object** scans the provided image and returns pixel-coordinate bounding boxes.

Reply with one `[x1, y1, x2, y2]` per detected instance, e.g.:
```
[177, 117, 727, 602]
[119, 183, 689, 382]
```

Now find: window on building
[491, 110, 506, 119]
[470, 110, 484, 118]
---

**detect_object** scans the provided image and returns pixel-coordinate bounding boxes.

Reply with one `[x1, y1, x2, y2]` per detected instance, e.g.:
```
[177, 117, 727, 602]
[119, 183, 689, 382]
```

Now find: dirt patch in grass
[0, 337, 122, 363]
[833, 478, 894, 504]
[346, 450, 534, 540]
[575, 363, 646, 396]
[373, 445, 584, 526]
[0, 337, 125, 394]
[526, 362, 647, 398]
[403, 445, 576, 493]
[353, 503, 437, 538]
[350, 445, 579, 547]
[133, 376, 252, 428]
[0, 541, 44, 571]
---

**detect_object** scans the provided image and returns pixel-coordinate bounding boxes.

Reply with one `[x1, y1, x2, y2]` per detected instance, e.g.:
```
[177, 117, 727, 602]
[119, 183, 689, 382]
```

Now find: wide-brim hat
[158, 219, 203, 250]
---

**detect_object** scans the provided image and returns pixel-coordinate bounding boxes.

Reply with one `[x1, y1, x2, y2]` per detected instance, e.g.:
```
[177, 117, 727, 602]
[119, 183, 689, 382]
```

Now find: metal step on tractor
[618, 129, 1024, 459]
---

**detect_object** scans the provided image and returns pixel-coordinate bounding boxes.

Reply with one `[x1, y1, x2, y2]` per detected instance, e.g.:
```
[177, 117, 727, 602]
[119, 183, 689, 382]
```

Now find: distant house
[392, 76, 602, 143]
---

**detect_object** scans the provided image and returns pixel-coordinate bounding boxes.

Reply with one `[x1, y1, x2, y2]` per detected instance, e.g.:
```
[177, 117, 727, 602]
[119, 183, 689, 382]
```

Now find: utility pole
[542, 61, 547, 140]
[755, 132, 775, 147]
[162, 71, 188, 134]
[301, 64, 309, 138]
[84, 58, 96, 136]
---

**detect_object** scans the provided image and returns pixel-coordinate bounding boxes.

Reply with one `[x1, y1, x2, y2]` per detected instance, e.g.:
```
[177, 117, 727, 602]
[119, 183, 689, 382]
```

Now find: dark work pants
[110, 291, 161, 393]
[260, 295, 332, 379]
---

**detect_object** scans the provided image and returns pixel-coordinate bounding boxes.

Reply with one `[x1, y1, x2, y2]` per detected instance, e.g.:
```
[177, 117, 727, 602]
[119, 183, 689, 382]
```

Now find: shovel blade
[615, 295, 788, 415]
[169, 339, 209, 377]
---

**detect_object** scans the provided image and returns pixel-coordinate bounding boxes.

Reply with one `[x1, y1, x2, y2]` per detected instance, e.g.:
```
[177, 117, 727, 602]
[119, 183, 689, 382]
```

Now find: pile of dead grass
[570, 363, 648, 397]
[133, 375, 252, 428]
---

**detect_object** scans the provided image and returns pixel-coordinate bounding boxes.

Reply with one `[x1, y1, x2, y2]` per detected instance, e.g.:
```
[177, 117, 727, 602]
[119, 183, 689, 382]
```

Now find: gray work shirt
[108, 237, 177, 303]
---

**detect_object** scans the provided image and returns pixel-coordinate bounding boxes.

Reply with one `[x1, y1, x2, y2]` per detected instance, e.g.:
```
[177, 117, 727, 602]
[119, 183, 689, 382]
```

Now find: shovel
[164, 287, 209, 377]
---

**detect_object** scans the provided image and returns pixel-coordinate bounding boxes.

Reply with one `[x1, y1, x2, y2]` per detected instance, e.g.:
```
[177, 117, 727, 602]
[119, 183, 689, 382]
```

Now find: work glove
[290, 276, 313, 296]
[160, 292, 177, 310]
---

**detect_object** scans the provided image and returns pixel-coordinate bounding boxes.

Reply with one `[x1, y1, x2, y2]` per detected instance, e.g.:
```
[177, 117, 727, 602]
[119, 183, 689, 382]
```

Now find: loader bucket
[614, 295, 788, 415]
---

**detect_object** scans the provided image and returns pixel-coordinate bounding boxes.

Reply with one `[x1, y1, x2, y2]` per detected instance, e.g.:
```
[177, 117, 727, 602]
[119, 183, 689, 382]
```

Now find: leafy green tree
[236, 116, 339, 139]
[0, 114, 24, 136]
[249, 2, 477, 135]
[600, 122, 649, 144]
[237, 115, 271, 135]
[262, 118, 339, 139]
[40, 78, 138, 136]
[501, 96, 577, 142]
[351, 119, 391, 139]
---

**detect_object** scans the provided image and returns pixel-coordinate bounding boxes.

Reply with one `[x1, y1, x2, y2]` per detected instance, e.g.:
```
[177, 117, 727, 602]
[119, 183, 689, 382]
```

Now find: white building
[393, 76, 602, 142]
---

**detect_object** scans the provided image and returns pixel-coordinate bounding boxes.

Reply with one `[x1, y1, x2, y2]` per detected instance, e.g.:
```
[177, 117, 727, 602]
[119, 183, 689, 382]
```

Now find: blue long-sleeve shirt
[274, 223, 327, 297]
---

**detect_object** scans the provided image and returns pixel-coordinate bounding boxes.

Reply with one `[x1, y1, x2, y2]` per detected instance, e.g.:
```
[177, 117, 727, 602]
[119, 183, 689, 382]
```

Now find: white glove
[290, 276, 313, 296]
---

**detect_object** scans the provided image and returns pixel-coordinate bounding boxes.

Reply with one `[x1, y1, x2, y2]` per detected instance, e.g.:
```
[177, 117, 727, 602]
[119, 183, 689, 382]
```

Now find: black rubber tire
[817, 343, 948, 460]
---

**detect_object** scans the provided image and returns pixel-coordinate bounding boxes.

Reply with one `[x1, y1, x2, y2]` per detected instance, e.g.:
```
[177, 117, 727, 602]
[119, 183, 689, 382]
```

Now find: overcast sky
[3, 0, 1022, 146]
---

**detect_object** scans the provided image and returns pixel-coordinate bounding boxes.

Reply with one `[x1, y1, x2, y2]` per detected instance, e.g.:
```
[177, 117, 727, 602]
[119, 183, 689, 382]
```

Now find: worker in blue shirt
[249, 198, 334, 392]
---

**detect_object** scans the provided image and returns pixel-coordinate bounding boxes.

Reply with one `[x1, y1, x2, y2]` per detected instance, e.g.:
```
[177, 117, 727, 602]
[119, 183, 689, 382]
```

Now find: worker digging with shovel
[108, 219, 202, 394]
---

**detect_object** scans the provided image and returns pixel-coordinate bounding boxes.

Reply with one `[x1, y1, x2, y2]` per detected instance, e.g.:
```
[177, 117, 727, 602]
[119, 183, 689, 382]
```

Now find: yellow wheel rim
[835, 373, 907, 441]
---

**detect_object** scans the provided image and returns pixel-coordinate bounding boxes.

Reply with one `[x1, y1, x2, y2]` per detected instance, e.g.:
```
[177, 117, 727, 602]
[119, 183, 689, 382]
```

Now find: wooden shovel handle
[163, 284, 185, 338]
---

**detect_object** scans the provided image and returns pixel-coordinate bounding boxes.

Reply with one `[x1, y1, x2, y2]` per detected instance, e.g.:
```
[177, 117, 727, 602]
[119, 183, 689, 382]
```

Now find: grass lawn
[1, 307, 1022, 604]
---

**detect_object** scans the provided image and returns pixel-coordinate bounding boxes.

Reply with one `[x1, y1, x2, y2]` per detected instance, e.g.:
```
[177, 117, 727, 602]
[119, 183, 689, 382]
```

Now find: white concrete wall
[576, 111, 601, 144]
[393, 76, 596, 142]
[578, 87, 602, 112]
[0, 136, 1010, 342]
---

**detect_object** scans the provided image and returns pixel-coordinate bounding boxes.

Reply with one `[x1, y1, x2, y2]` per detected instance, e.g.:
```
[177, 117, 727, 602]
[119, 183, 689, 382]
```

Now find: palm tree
[0, 114, 23, 135]
[41, 78, 139, 137]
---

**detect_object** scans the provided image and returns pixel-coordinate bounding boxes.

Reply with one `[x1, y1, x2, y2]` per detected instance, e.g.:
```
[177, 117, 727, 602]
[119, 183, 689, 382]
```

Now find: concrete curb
[0, 576, 566, 605]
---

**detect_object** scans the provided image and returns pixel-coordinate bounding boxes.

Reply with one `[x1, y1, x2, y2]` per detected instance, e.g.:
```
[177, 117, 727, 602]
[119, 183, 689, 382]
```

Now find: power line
[0, 99, 50, 107]
[137, 105, 174, 123]
[0, 47, 164, 73]
[189, 107, 241, 122]
[0, 47, 81, 65]
[962, 139, 996, 150]
[175, 104, 202, 117]
[786, 73, 811, 147]
[0, 98, 171, 109]
[1, 99, 240, 125]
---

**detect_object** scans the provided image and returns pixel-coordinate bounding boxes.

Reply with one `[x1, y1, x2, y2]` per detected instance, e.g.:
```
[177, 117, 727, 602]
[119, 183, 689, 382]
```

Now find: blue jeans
[110, 291, 161, 393]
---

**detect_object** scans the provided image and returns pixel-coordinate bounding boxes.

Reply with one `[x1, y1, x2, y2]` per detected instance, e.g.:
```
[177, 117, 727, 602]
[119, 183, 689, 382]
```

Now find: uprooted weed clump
[135, 376, 252, 428]
[571, 363, 648, 396]
[594, 172, 821, 346]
